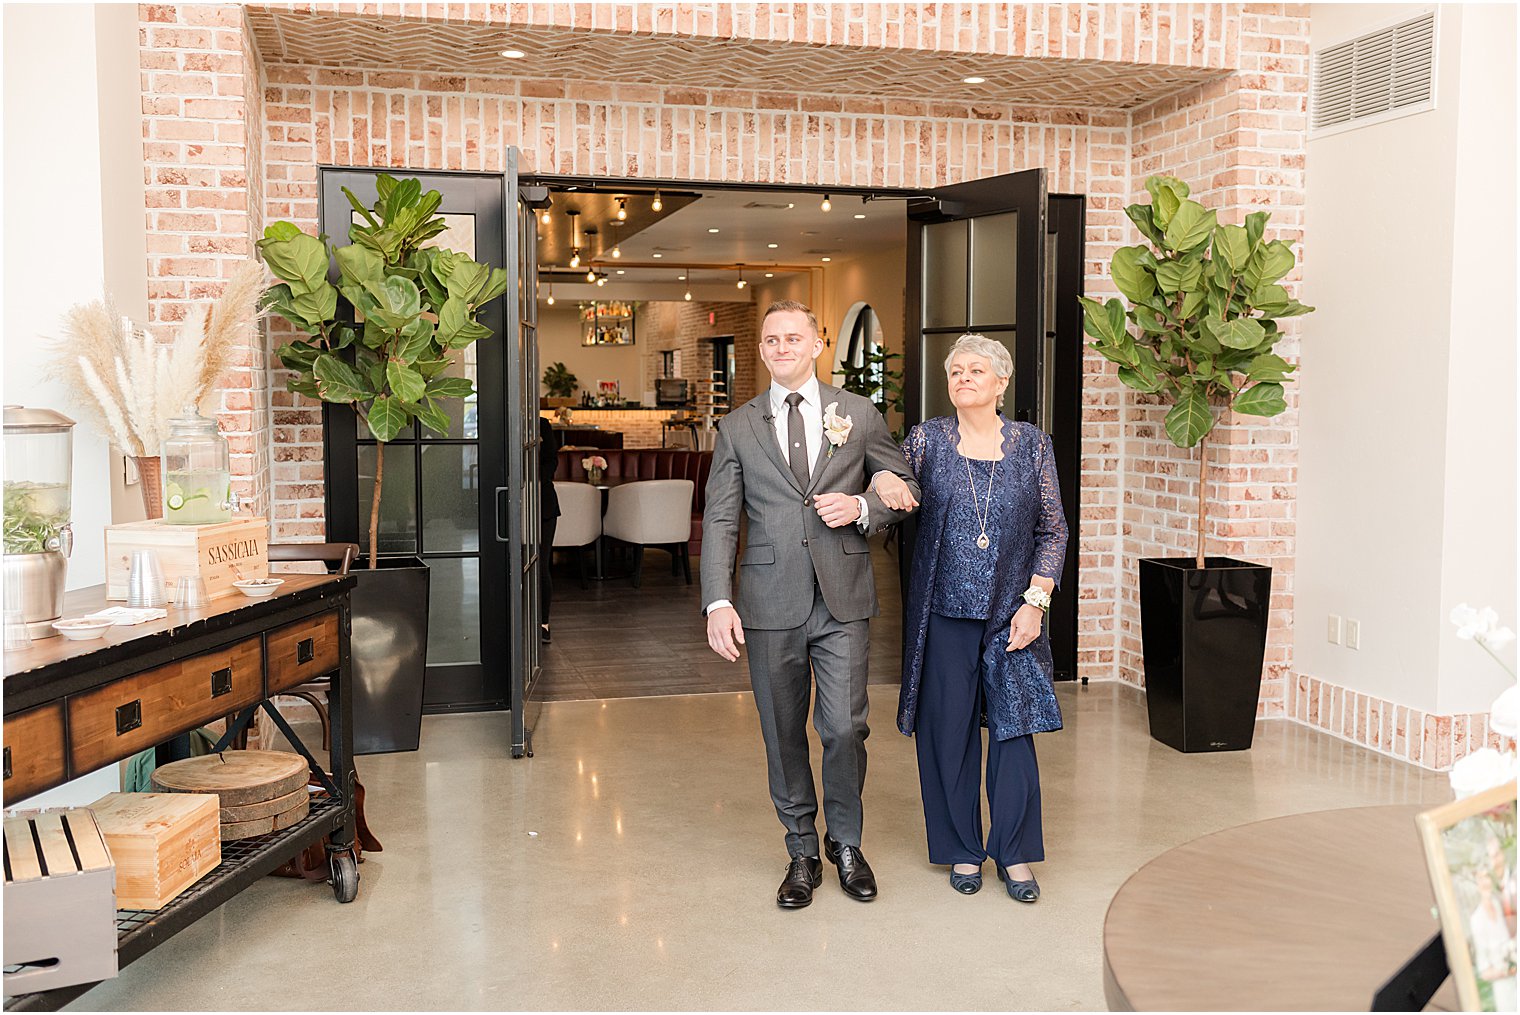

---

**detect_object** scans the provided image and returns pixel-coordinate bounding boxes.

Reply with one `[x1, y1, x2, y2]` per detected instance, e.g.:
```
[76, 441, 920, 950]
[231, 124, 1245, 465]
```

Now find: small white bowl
[232, 578, 285, 598]
[52, 618, 116, 641]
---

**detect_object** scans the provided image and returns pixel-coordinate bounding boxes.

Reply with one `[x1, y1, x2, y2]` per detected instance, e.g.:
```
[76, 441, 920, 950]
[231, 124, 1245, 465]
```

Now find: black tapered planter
[350, 556, 430, 755]
[1139, 556, 1272, 753]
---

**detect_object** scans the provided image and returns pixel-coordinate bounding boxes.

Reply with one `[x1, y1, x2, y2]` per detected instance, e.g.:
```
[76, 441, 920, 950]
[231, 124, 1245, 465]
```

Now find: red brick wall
[138, 3, 1384, 754]
[641, 301, 760, 408]
[1112, 4, 1310, 716]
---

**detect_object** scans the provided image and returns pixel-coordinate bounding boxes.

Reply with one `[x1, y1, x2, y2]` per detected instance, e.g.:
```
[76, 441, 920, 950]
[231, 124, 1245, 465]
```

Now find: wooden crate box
[88, 793, 220, 910]
[3, 808, 118, 994]
[104, 517, 269, 603]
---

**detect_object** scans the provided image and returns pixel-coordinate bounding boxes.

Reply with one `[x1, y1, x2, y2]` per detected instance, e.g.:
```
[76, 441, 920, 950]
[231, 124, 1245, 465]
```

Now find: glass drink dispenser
[162, 407, 233, 525]
[2, 406, 75, 638]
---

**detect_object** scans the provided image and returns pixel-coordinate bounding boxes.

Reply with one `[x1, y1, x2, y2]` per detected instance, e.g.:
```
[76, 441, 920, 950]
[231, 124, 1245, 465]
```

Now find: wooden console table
[3, 574, 358, 1011]
[1103, 804, 1458, 1011]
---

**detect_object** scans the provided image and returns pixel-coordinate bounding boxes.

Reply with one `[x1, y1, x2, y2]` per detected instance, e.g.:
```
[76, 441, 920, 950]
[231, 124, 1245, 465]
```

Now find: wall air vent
[1312, 9, 1437, 137]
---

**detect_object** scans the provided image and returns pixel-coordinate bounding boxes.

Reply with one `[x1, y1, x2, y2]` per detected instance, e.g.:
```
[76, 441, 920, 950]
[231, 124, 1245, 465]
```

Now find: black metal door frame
[1047, 194, 1087, 682]
[318, 167, 509, 713]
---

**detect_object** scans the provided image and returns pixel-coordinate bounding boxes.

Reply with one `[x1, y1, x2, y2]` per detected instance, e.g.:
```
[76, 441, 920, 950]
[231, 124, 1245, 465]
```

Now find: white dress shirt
[706, 377, 868, 616]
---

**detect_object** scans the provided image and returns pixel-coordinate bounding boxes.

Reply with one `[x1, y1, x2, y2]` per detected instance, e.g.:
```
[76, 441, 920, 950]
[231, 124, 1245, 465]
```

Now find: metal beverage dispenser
[2, 407, 75, 639]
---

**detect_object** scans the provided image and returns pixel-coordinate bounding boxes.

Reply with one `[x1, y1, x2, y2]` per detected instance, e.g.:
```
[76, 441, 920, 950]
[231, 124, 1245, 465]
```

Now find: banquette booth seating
[555, 448, 713, 556]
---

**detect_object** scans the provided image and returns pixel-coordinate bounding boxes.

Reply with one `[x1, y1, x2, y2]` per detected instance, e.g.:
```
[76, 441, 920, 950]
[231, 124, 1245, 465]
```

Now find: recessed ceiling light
[821, 256, 832, 262]
[962, 75, 986, 84]
[708, 227, 720, 233]
[764, 272, 774, 278]
[787, 203, 795, 209]
[853, 213, 866, 219]
[767, 243, 778, 249]
[616, 269, 625, 275]
[501, 49, 526, 59]
[678, 275, 686, 281]
[652, 252, 663, 258]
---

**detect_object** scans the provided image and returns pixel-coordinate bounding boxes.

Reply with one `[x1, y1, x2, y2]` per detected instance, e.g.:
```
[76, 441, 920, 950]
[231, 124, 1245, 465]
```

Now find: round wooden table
[1103, 804, 1455, 1011]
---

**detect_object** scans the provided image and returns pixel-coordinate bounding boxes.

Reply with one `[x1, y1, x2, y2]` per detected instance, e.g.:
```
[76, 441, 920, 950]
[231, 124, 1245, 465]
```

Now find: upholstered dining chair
[551, 480, 603, 589]
[601, 479, 694, 588]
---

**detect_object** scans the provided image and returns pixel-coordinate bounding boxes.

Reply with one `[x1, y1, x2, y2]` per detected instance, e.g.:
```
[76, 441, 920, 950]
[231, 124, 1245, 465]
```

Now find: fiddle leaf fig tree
[1081, 175, 1314, 568]
[258, 174, 508, 567]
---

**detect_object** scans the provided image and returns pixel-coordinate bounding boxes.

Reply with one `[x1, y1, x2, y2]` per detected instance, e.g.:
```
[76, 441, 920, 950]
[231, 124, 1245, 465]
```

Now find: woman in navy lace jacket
[872, 333, 1067, 902]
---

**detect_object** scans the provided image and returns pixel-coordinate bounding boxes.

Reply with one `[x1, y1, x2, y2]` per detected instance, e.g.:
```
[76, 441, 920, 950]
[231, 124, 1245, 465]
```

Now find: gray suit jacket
[700, 383, 922, 630]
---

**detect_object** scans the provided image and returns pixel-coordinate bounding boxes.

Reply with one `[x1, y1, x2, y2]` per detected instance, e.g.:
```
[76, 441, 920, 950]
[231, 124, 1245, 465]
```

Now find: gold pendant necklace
[964, 454, 997, 550]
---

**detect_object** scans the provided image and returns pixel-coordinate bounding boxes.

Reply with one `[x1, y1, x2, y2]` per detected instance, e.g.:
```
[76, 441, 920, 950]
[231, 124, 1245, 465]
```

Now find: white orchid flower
[1450, 603, 1517, 651]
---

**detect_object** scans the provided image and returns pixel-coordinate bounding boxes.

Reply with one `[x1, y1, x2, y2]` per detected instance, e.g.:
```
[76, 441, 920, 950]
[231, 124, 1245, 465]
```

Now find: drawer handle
[297, 638, 315, 664]
[211, 667, 234, 698]
[3, 745, 10, 781]
[116, 700, 143, 735]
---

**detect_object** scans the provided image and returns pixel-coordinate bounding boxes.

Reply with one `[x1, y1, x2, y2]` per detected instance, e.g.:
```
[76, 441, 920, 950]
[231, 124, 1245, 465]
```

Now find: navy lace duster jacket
[896, 416, 1068, 741]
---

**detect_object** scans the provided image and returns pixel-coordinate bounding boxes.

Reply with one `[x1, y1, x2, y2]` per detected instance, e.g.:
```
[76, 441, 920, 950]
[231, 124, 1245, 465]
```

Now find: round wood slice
[219, 794, 310, 841]
[219, 786, 309, 823]
[151, 751, 308, 807]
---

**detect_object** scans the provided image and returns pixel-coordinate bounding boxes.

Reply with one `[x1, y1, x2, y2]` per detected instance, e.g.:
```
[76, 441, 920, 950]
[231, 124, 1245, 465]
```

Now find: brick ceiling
[244, 9, 1225, 110]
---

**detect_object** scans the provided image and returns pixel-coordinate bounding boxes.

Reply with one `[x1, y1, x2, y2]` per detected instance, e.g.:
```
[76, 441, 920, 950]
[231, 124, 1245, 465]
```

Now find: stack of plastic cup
[173, 575, 210, 610]
[127, 550, 167, 608]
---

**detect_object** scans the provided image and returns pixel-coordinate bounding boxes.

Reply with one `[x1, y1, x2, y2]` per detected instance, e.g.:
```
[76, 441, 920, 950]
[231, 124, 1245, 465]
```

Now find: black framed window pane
[970, 211, 1019, 327]
[421, 444, 480, 553]
[1043, 229, 1059, 432]
[426, 557, 480, 666]
[357, 444, 418, 553]
[423, 347, 480, 439]
[922, 219, 968, 329]
[922, 328, 1017, 421]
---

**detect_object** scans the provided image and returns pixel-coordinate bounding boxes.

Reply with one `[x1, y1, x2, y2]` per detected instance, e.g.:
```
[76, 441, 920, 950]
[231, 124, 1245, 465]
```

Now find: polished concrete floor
[72, 682, 1452, 1012]
[538, 539, 905, 700]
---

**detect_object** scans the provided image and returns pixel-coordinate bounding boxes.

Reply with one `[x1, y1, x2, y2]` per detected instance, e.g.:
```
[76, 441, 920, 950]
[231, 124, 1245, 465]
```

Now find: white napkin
[84, 606, 169, 626]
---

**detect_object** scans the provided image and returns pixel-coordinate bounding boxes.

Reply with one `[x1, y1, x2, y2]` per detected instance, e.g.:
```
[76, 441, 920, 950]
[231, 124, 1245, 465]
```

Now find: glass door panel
[321, 169, 509, 712]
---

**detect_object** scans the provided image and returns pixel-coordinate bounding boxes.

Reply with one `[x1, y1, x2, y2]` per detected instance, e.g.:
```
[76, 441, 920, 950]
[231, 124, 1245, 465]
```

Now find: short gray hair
[943, 333, 1013, 378]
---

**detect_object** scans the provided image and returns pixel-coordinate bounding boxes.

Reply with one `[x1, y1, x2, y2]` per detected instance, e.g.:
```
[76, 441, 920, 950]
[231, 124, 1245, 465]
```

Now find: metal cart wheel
[329, 851, 359, 903]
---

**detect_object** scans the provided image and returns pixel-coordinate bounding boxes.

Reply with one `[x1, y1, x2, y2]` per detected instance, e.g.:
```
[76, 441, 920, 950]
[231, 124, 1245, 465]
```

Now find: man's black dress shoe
[539, 623, 551, 644]
[823, 834, 878, 902]
[777, 856, 823, 909]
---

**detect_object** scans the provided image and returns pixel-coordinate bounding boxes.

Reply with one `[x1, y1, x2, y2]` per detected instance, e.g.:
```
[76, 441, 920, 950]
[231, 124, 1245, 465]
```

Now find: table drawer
[3, 703, 66, 805]
[267, 612, 340, 695]
[67, 638, 263, 774]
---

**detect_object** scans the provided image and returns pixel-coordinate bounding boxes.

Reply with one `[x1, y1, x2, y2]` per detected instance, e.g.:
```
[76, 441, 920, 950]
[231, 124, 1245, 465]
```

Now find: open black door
[903, 170, 1082, 681]
[504, 152, 545, 758]
[320, 168, 509, 712]
[1046, 194, 1086, 682]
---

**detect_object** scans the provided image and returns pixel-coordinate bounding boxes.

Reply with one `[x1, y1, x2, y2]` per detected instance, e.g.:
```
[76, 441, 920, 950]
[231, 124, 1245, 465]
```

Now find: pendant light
[567, 209, 581, 268]
[546, 280, 556, 306]
[596, 273, 607, 287]
[652, 190, 663, 212]
[735, 266, 746, 290]
[616, 198, 627, 221]
[820, 193, 832, 212]
[611, 221, 622, 259]
[683, 271, 693, 301]
[586, 268, 596, 283]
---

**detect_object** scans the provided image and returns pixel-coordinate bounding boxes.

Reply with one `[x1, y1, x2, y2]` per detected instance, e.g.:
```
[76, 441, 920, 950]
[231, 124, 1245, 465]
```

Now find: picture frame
[1416, 780, 1518, 1012]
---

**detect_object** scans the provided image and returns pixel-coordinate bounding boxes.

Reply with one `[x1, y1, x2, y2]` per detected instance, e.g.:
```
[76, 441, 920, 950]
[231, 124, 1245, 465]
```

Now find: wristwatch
[1022, 586, 1052, 612]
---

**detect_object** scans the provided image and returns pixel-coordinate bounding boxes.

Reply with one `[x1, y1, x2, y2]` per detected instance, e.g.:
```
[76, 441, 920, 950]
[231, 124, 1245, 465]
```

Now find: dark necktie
[784, 391, 811, 488]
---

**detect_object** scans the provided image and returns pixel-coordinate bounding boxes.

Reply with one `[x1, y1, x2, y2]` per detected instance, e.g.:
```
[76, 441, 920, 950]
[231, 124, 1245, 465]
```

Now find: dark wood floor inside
[537, 536, 905, 701]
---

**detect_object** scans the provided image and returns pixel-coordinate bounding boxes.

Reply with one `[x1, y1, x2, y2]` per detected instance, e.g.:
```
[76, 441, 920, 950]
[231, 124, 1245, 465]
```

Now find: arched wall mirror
[832, 302, 883, 386]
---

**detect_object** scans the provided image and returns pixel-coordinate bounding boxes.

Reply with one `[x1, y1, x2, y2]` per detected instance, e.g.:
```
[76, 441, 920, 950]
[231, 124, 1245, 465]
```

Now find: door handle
[494, 486, 510, 542]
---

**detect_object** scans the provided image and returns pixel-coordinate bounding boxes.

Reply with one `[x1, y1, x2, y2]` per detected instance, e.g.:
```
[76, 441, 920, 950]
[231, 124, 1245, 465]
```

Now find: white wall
[1436, 3, 1518, 714]
[3, 4, 148, 807]
[536, 305, 644, 399]
[1298, 4, 1517, 716]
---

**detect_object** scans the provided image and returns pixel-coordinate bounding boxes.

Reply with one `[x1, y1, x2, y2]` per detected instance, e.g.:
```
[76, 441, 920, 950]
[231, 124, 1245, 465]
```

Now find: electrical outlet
[1327, 614, 1343, 645]
[1345, 619, 1361, 651]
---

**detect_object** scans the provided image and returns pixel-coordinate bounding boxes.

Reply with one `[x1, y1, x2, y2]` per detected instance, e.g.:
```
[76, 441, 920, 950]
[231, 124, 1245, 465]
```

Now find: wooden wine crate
[3, 808, 118, 994]
[104, 516, 269, 602]
[87, 792, 220, 910]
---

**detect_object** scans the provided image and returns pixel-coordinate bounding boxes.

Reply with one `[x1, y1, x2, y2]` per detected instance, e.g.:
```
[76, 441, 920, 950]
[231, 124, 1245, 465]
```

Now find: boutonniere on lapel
[822, 402, 853, 457]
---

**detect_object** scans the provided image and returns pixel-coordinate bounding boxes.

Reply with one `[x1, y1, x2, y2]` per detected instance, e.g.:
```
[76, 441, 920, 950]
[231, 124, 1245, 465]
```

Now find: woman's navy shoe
[949, 867, 982, 894]
[995, 862, 1040, 903]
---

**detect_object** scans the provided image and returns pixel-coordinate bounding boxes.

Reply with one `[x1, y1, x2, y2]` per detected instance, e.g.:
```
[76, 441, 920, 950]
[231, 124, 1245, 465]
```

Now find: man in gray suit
[702, 299, 921, 909]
